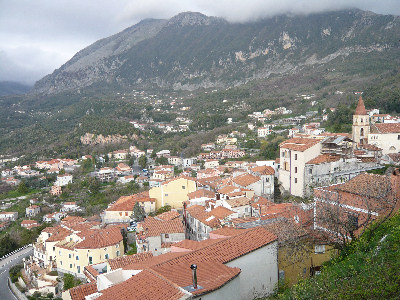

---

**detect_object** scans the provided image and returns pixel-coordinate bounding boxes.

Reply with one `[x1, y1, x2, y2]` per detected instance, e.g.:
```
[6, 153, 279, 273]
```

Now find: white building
[279, 138, 322, 197]
[258, 126, 271, 138]
[55, 174, 73, 187]
[368, 123, 400, 155]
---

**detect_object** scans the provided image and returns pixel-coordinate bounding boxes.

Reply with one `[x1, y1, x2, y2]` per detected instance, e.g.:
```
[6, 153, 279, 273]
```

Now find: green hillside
[273, 212, 400, 299]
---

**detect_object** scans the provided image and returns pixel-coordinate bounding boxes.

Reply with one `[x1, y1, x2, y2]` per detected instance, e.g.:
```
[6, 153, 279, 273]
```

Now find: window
[89, 256, 93, 264]
[309, 168, 312, 175]
[105, 254, 109, 259]
[295, 167, 298, 173]
[76, 256, 79, 260]
[360, 128, 364, 137]
[295, 154, 298, 160]
[294, 178, 298, 183]
[266, 177, 269, 182]
[165, 193, 168, 197]
[125, 212, 128, 216]
[398, 135, 400, 140]
[68, 254, 71, 258]
[53, 247, 55, 251]
[182, 186, 186, 189]
[70, 264, 72, 269]
[77, 266, 80, 273]
[59, 251, 62, 256]
[165, 234, 169, 239]
[314, 245, 326, 254]
[116, 251, 120, 257]
[60, 261, 62, 265]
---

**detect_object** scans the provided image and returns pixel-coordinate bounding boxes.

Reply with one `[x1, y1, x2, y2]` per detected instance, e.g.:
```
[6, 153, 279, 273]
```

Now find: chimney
[190, 264, 197, 289]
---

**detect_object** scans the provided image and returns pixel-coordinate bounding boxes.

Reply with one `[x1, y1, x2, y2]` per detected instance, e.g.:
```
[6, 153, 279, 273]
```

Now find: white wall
[225, 241, 278, 299]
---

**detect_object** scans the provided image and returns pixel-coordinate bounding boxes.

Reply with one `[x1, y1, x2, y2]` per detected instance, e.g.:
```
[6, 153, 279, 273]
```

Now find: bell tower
[352, 96, 369, 145]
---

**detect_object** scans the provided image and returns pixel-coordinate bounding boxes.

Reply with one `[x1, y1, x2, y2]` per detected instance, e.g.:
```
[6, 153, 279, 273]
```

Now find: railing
[0, 244, 33, 261]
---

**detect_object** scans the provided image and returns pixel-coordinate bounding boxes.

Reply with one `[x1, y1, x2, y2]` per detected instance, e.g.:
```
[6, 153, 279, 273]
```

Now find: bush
[9, 264, 23, 283]
[48, 270, 58, 276]
[63, 273, 81, 291]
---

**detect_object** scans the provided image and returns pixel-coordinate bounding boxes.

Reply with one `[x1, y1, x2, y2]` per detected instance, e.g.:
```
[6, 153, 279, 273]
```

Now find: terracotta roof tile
[171, 239, 222, 251]
[188, 189, 215, 200]
[232, 173, 260, 187]
[154, 261, 240, 296]
[306, 154, 340, 165]
[225, 196, 252, 208]
[69, 282, 97, 300]
[108, 253, 153, 271]
[209, 206, 235, 218]
[137, 217, 184, 238]
[155, 210, 181, 221]
[106, 191, 155, 212]
[250, 165, 275, 175]
[74, 226, 123, 249]
[96, 269, 187, 300]
[355, 96, 367, 115]
[217, 185, 239, 194]
[280, 138, 320, 152]
[373, 123, 400, 133]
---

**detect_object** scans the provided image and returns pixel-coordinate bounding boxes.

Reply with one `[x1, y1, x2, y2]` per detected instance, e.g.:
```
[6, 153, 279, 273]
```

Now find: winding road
[0, 246, 33, 300]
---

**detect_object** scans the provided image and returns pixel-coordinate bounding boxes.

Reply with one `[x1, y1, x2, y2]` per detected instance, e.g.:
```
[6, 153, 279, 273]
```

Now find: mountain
[0, 81, 31, 96]
[32, 10, 400, 95]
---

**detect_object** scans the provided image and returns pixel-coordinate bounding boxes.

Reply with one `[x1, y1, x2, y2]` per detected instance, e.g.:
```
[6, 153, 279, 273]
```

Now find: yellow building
[101, 191, 156, 224]
[55, 226, 124, 278]
[264, 219, 336, 286]
[149, 176, 197, 209]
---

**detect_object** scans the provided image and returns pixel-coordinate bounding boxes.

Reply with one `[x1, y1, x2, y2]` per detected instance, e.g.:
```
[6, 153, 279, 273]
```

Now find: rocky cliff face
[32, 10, 400, 95]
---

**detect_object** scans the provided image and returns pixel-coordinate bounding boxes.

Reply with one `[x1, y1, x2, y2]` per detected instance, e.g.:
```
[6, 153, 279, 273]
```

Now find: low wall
[8, 278, 28, 300]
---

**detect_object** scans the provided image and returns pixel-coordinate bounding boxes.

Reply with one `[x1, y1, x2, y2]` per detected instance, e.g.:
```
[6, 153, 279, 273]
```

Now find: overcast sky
[1, 0, 399, 85]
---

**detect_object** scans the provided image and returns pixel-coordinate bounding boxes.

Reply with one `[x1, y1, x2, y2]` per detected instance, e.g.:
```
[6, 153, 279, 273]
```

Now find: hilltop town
[0, 95, 399, 300]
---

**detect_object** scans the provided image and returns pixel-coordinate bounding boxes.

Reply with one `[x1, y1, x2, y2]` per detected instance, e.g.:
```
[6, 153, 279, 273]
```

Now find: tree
[132, 202, 145, 222]
[17, 181, 29, 194]
[138, 155, 147, 169]
[155, 156, 168, 165]
[128, 155, 135, 166]
[156, 205, 171, 215]
[63, 273, 81, 291]
[87, 177, 100, 194]
[313, 169, 400, 249]
[126, 181, 140, 194]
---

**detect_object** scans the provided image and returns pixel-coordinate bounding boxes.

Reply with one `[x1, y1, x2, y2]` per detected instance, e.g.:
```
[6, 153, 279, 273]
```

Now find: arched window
[360, 128, 364, 137]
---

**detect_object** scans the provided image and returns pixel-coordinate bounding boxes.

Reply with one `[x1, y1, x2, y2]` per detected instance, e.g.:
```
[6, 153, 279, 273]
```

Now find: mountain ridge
[32, 9, 400, 95]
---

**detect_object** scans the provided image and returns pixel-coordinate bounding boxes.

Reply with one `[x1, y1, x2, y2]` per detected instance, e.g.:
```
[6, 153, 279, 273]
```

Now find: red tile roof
[355, 96, 367, 115]
[209, 206, 235, 219]
[108, 253, 153, 271]
[106, 191, 155, 212]
[232, 173, 260, 187]
[187, 189, 215, 200]
[251, 165, 275, 175]
[69, 282, 97, 300]
[155, 210, 181, 221]
[225, 197, 252, 208]
[217, 185, 238, 194]
[280, 138, 320, 152]
[373, 123, 400, 133]
[96, 269, 187, 300]
[137, 217, 184, 238]
[306, 154, 340, 165]
[74, 226, 123, 249]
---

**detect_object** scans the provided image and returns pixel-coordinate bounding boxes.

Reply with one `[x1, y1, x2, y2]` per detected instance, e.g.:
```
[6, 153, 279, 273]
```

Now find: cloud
[0, 0, 399, 85]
